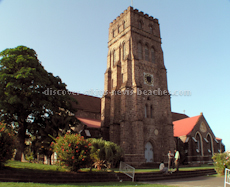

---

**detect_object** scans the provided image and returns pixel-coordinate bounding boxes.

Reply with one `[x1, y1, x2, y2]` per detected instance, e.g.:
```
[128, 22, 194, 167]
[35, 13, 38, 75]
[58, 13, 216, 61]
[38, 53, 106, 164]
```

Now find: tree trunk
[14, 121, 26, 161]
[37, 153, 40, 163]
[49, 154, 51, 165]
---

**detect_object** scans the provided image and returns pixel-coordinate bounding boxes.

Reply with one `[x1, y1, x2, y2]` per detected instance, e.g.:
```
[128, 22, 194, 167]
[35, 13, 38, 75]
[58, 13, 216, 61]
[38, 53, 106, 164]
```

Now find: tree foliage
[0, 122, 16, 168]
[0, 46, 78, 161]
[212, 152, 230, 175]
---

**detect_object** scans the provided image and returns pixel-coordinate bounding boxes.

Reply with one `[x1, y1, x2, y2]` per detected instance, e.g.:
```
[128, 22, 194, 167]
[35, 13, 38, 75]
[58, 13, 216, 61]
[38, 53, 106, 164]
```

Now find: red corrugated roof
[78, 117, 101, 128]
[173, 115, 201, 137]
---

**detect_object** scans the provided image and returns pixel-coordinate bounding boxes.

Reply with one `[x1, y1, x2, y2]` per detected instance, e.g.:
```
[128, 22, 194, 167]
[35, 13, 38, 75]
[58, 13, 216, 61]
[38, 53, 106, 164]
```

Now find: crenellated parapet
[110, 6, 158, 26]
[108, 6, 161, 43]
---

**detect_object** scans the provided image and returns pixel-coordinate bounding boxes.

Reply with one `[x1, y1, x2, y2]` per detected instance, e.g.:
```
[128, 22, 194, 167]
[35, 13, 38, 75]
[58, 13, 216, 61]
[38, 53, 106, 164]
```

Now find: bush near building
[90, 138, 122, 170]
[52, 133, 91, 171]
[212, 151, 230, 175]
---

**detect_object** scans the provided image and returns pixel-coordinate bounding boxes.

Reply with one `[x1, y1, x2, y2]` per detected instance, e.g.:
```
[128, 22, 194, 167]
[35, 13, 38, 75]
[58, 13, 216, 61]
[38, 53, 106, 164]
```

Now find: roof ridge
[70, 92, 101, 99]
[173, 114, 200, 122]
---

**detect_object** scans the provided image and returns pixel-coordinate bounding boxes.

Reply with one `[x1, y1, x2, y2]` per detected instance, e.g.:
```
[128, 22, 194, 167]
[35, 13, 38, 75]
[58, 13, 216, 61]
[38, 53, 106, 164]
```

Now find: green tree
[31, 112, 79, 164]
[0, 46, 78, 161]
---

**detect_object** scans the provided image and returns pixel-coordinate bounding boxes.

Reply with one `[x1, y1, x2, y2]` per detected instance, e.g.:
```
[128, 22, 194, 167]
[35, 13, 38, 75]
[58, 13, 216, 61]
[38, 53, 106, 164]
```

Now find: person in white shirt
[174, 149, 180, 172]
[159, 161, 168, 173]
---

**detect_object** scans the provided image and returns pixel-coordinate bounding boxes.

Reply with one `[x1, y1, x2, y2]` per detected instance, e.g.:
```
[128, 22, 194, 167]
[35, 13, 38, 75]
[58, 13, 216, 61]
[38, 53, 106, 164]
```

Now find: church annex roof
[173, 114, 201, 137]
[78, 117, 101, 129]
[172, 112, 189, 121]
[71, 93, 101, 113]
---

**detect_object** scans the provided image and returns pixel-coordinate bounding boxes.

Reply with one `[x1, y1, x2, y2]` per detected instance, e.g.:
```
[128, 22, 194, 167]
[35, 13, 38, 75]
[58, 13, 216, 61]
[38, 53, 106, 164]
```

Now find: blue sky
[0, 0, 229, 151]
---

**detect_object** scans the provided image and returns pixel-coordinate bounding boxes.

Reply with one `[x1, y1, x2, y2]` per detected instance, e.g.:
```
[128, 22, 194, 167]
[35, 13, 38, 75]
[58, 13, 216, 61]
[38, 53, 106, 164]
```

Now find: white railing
[225, 168, 230, 187]
[119, 161, 135, 182]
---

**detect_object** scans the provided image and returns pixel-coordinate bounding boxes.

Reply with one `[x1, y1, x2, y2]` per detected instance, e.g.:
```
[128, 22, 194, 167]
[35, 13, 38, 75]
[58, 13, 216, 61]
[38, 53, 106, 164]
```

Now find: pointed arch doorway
[145, 142, 154, 162]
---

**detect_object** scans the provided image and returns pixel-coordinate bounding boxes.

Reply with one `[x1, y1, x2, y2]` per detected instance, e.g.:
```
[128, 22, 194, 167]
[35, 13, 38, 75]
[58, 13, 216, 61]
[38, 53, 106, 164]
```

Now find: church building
[71, 7, 225, 167]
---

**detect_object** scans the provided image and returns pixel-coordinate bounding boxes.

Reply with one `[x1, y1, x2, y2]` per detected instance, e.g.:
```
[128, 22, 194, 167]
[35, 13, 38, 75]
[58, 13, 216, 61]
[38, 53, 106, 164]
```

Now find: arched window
[112, 30, 115, 38]
[113, 50, 116, 65]
[195, 132, 203, 156]
[138, 42, 142, 60]
[151, 48, 155, 63]
[118, 25, 120, 33]
[123, 21, 125, 30]
[145, 45, 149, 61]
[207, 134, 213, 155]
[122, 43, 126, 60]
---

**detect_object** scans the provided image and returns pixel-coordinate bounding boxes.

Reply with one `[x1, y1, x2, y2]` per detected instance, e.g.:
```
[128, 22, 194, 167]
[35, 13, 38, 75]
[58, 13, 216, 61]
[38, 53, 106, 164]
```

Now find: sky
[0, 0, 229, 151]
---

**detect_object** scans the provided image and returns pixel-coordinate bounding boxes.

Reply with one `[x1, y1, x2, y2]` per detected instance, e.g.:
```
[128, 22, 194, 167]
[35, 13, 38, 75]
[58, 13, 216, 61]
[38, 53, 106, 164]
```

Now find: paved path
[145, 176, 225, 187]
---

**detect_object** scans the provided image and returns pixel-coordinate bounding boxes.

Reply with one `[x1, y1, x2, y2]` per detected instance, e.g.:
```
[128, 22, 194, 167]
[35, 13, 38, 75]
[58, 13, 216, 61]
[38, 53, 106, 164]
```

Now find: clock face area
[200, 122, 207, 133]
[144, 72, 154, 86]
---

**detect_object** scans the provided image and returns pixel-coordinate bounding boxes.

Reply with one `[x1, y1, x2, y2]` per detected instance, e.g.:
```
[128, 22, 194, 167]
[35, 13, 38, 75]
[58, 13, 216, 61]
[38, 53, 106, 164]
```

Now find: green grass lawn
[0, 182, 178, 187]
[4, 160, 68, 172]
[0, 161, 216, 187]
[4, 160, 214, 173]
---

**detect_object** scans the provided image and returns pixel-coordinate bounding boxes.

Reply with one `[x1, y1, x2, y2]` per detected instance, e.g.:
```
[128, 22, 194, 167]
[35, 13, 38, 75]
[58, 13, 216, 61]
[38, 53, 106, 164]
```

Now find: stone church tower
[101, 7, 174, 166]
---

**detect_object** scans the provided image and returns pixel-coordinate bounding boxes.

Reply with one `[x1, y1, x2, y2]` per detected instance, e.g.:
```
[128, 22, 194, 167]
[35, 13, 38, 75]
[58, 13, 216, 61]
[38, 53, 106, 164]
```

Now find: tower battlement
[110, 6, 158, 26]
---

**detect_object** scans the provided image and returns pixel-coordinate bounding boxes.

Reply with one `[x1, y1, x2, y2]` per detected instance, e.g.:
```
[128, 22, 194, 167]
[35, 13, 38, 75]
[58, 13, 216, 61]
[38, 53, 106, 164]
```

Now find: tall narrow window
[150, 105, 153, 118]
[112, 30, 115, 38]
[118, 25, 120, 33]
[121, 73, 123, 83]
[138, 43, 142, 60]
[145, 105, 147, 118]
[123, 21, 125, 30]
[122, 43, 126, 60]
[195, 133, 203, 155]
[139, 21, 142, 29]
[150, 26, 153, 34]
[145, 45, 149, 61]
[151, 48, 155, 63]
[207, 134, 213, 155]
[113, 50, 116, 65]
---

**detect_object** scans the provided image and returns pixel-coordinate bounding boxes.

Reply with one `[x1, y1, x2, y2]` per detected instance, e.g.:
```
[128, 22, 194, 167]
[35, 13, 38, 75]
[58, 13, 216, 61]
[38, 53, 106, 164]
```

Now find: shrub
[212, 152, 230, 175]
[52, 133, 91, 171]
[0, 123, 16, 168]
[24, 146, 34, 163]
[90, 138, 122, 170]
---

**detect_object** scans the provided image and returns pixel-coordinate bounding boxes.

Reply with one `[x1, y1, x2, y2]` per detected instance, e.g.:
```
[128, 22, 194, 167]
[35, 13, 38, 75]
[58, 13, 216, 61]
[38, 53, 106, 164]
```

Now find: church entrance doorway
[145, 142, 153, 162]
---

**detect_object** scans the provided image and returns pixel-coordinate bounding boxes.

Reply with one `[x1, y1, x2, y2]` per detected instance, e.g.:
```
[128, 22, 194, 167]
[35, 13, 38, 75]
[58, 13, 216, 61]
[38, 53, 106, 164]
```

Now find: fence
[119, 161, 135, 182]
[225, 168, 230, 187]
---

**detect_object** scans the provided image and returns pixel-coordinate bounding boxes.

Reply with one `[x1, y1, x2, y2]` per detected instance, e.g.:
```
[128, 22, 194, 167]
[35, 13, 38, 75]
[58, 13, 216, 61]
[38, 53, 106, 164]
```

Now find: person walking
[174, 149, 180, 172]
[168, 150, 174, 171]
